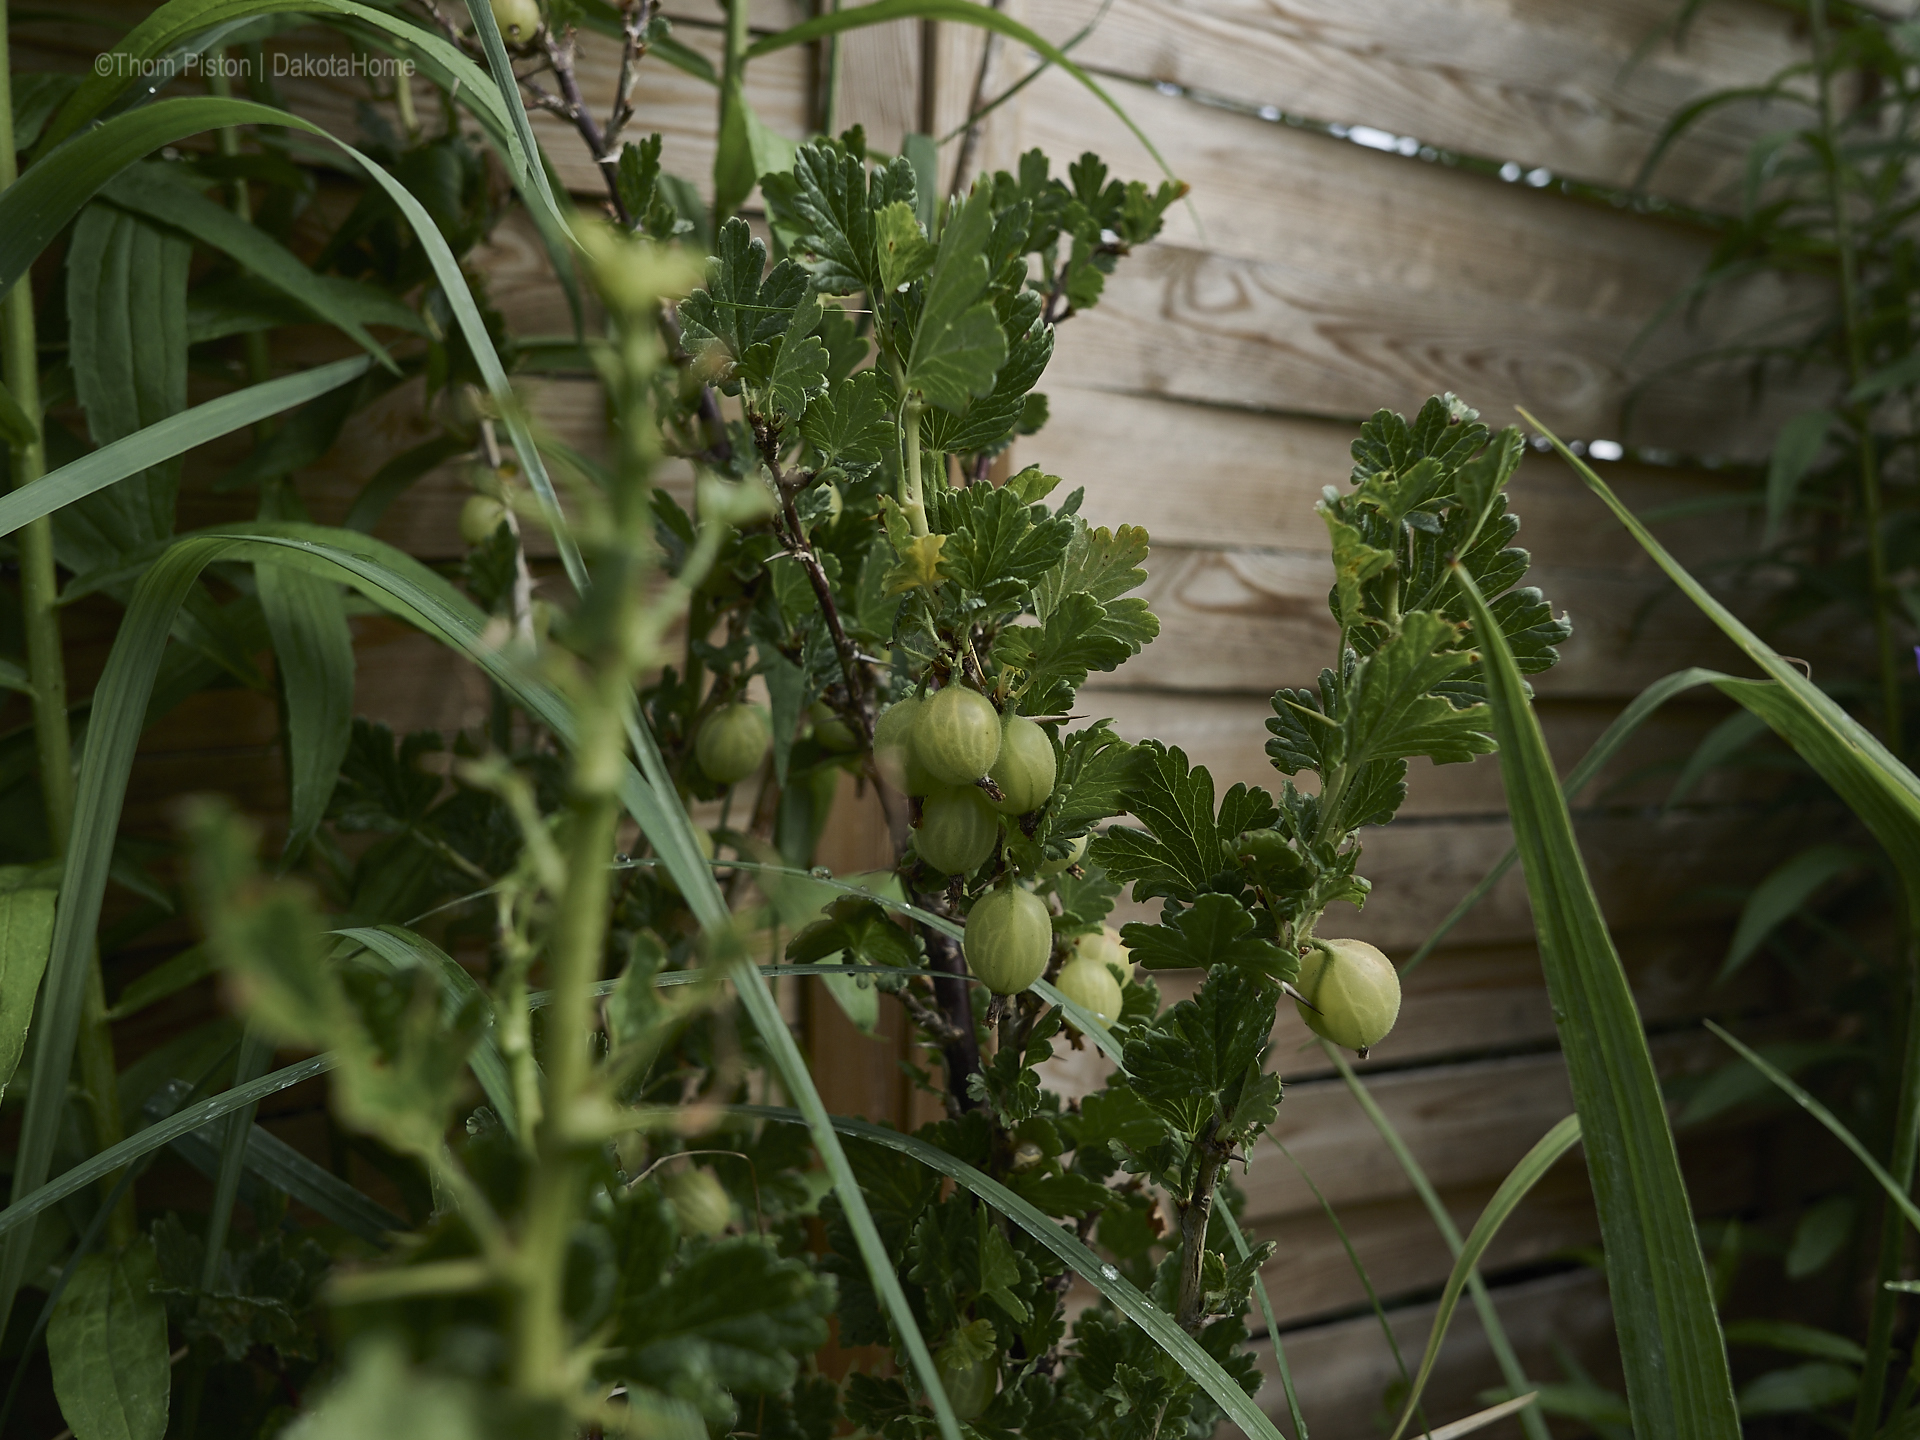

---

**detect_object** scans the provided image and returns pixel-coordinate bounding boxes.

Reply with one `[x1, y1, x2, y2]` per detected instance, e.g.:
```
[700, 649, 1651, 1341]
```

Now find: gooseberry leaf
[677, 218, 810, 384]
[1119, 894, 1294, 981]
[738, 290, 829, 421]
[1123, 968, 1281, 1141]
[1341, 610, 1497, 768]
[977, 1212, 1032, 1323]
[920, 321, 1053, 457]
[786, 896, 919, 970]
[1036, 520, 1152, 618]
[767, 139, 917, 296]
[875, 201, 934, 293]
[937, 484, 1074, 614]
[1094, 745, 1272, 903]
[616, 1237, 835, 1414]
[1044, 725, 1144, 841]
[801, 368, 893, 463]
[904, 185, 1008, 412]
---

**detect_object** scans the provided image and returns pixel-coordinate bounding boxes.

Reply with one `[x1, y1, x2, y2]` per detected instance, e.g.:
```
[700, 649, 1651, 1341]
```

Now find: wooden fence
[16, 0, 1827, 1431]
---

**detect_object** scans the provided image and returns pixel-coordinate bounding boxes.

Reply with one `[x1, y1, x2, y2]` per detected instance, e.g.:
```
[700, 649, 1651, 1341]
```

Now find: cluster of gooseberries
[872, 686, 1131, 1015]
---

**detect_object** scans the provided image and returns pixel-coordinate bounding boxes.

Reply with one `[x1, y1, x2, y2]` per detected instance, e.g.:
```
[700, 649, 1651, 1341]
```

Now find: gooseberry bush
[0, 0, 1576, 1434]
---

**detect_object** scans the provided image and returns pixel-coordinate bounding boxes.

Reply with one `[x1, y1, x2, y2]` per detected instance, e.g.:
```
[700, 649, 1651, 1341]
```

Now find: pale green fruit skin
[661, 1167, 731, 1237]
[1055, 956, 1124, 1025]
[489, 0, 542, 42]
[874, 697, 933, 794]
[1293, 937, 1401, 1053]
[1071, 925, 1130, 983]
[696, 703, 771, 784]
[935, 1355, 998, 1421]
[459, 494, 508, 545]
[988, 714, 1055, 815]
[915, 686, 1002, 786]
[963, 887, 1052, 994]
[808, 700, 858, 753]
[1036, 831, 1088, 877]
[914, 787, 999, 875]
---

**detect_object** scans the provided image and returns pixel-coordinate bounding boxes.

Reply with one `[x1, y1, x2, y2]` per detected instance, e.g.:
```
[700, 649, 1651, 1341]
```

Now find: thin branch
[605, 0, 661, 154]
[946, 0, 1007, 200]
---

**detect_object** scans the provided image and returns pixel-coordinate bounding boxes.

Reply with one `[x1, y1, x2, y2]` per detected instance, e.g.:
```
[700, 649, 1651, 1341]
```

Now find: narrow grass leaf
[1403, 666, 1729, 974]
[337, 924, 519, 1136]
[1222, 1207, 1308, 1440]
[1388, 1116, 1584, 1440]
[1722, 845, 1868, 982]
[1525, 410, 1920, 899]
[1704, 1020, 1920, 1234]
[1325, 1043, 1549, 1440]
[1429, 1394, 1542, 1440]
[0, 887, 55, 1099]
[259, 563, 354, 858]
[200, 1029, 277, 1290]
[736, 1104, 1290, 1440]
[1452, 559, 1738, 1440]
[746, 0, 1181, 187]
[0, 359, 370, 541]
[0, 1056, 334, 1243]
[161, 1110, 403, 1243]
[103, 164, 404, 368]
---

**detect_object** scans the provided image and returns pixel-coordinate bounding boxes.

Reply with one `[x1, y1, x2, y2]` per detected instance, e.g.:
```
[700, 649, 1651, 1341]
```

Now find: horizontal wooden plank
[1251, 1267, 1620, 1440]
[1023, 384, 1758, 563]
[1090, 691, 1747, 822]
[1098, 544, 1764, 700]
[1240, 1033, 1722, 1223]
[1013, 75, 1826, 458]
[1243, 1121, 1758, 1330]
[1018, 0, 1803, 207]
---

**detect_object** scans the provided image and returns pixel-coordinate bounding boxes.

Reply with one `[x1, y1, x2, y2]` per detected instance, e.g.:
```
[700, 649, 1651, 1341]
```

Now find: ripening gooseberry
[987, 713, 1055, 815]
[695, 703, 770, 785]
[914, 686, 1001, 786]
[1292, 937, 1401, 1055]
[963, 887, 1051, 995]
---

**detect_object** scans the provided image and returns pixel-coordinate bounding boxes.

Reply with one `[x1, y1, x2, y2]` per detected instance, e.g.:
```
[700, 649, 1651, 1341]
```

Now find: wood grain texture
[1014, 74, 1827, 458]
[1023, 383, 1757, 561]
[1021, 0, 1804, 206]
[1253, 1267, 1622, 1440]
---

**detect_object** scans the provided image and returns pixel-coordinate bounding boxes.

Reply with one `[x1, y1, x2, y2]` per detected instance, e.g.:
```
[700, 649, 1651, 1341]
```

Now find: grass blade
[0, 1055, 335, 1242]
[735, 1103, 1293, 1440]
[1452, 559, 1738, 1440]
[462, 0, 571, 239]
[1324, 1043, 1550, 1440]
[1704, 1019, 1920, 1233]
[1403, 666, 1729, 975]
[336, 924, 520, 1136]
[1524, 410, 1920, 894]
[1219, 1206, 1308, 1440]
[157, 1109, 403, 1243]
[258, 562, 353, 859]
[1388, 1116, 1584, 1440]
[199, 1028, 276, 1289]
[746, 0, 1181, 187]
[0, 358, 370, 540]
[103, 164, 406, 369]
[1431, 1394, 1542, 1440]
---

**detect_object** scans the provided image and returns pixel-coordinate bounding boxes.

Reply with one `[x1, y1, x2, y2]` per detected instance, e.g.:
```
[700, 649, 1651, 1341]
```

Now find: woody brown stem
[755, 421, 875, 748]
[1176, 1121, 1227, 1333]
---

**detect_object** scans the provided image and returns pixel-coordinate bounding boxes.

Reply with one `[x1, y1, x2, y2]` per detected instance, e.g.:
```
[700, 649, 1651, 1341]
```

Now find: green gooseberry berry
[1293, 937, 1401, 1056]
